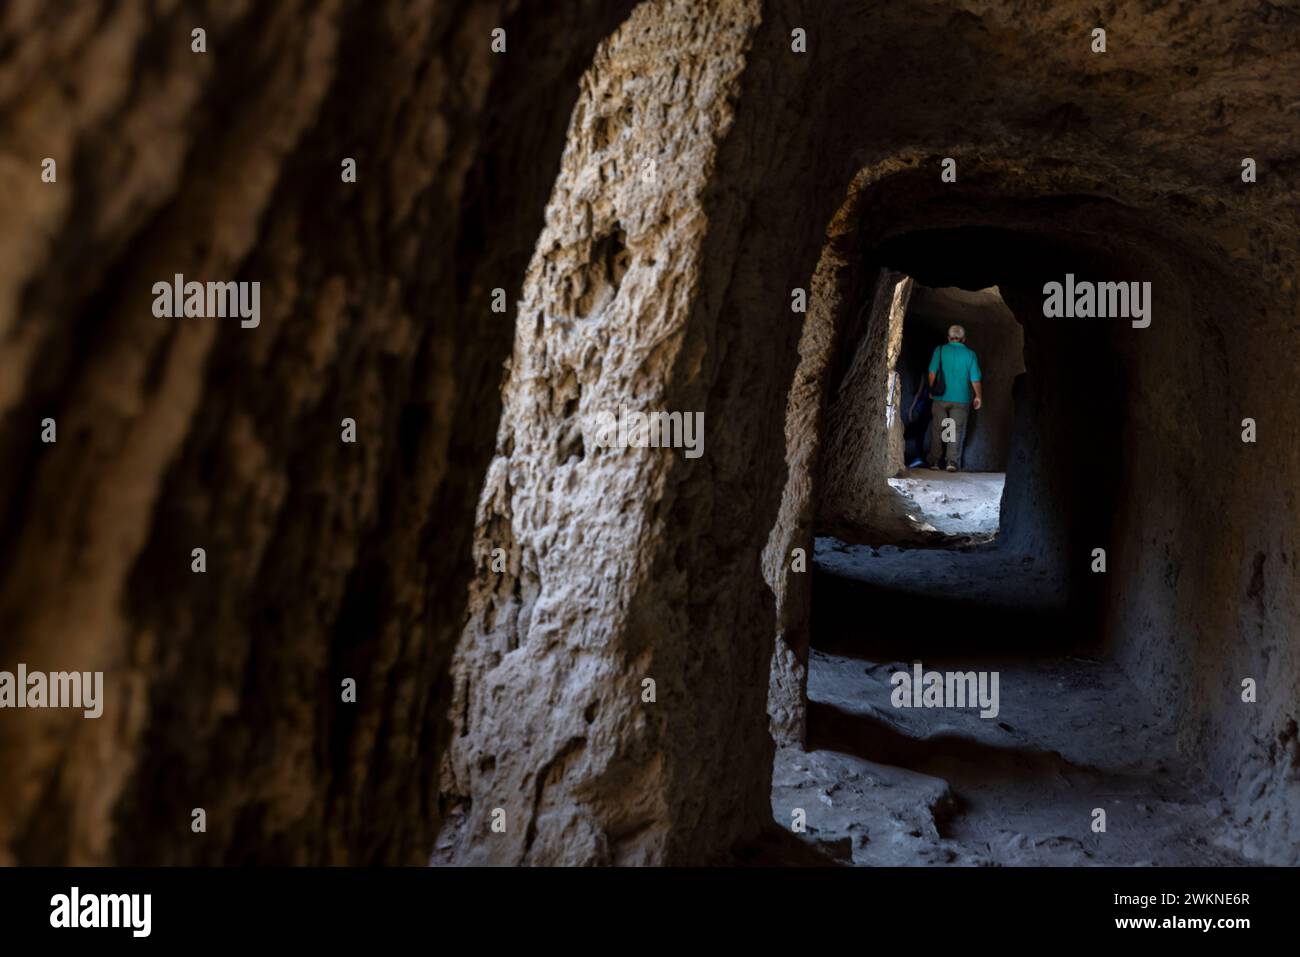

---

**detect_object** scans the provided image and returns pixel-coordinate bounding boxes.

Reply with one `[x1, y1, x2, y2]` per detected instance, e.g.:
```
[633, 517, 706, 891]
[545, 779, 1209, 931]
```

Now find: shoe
[946, 464, 957, 472]
[927, 463, 940, 471]
[908, 458, 924, 469]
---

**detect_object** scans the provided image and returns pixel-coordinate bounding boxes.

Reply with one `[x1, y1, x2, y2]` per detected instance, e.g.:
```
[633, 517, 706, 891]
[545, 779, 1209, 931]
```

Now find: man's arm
[972, 380, 983, 410]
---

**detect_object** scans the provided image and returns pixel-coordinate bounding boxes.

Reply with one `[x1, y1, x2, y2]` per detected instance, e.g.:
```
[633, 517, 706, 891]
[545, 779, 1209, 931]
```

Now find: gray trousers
[928, 400, 971, 467]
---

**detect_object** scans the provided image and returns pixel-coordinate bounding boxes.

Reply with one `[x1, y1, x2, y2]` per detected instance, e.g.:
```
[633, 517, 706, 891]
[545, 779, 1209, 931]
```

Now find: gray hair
[947, 324, 966, 341]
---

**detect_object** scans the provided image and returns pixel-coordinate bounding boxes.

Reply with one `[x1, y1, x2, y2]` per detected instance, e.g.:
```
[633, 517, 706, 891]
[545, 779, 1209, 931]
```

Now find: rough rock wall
[760, 198, 867, 748]
[441, 0, 774, 866]
[816, 272, 914, 540]
[1097, 248, 1300, 864]
[0, 0, 633, 865]
[998, 226, 1300, 864]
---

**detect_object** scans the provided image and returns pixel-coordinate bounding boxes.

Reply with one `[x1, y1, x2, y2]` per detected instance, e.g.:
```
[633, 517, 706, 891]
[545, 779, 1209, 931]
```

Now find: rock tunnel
[0, 0, 1296, 869]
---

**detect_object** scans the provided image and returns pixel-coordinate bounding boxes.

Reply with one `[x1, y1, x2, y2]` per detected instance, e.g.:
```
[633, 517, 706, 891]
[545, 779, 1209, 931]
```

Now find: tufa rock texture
[816, 270, 913, 542]
[439, 0, 784, 866]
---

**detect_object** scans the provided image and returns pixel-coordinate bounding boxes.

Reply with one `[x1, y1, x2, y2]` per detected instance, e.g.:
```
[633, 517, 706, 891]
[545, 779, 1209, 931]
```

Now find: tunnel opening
[767, 207, 1279, 866]
[891, 282, 1022, 541]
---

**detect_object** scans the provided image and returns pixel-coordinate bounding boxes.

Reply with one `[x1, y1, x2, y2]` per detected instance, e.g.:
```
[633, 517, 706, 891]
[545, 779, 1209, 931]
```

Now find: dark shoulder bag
[932, 344, 947, 397]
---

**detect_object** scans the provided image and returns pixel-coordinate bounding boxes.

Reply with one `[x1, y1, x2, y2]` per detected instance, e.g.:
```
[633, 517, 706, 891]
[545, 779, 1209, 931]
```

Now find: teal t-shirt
[929, 342, 982, 404]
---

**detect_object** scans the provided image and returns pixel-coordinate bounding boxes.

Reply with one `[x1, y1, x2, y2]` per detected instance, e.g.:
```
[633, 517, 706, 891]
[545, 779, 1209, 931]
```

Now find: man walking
[926, 324, 983, 471]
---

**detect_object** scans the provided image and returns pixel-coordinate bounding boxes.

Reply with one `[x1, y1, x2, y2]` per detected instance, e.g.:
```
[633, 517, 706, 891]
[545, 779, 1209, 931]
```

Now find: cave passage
[2, 0, 1296, 876]
[772, 238, 1256, 867]
[890, 282, 1021, 540]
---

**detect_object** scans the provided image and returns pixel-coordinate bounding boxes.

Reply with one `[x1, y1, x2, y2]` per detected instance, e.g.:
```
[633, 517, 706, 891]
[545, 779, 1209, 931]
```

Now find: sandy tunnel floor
[770, 541, 1257, 867]
[773, 651, 1254, 866]
[888, 469, 1005, 540]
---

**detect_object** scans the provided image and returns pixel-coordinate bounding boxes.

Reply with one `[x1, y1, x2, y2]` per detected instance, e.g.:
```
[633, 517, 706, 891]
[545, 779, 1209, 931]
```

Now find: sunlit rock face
[439, 0, 784, 866]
